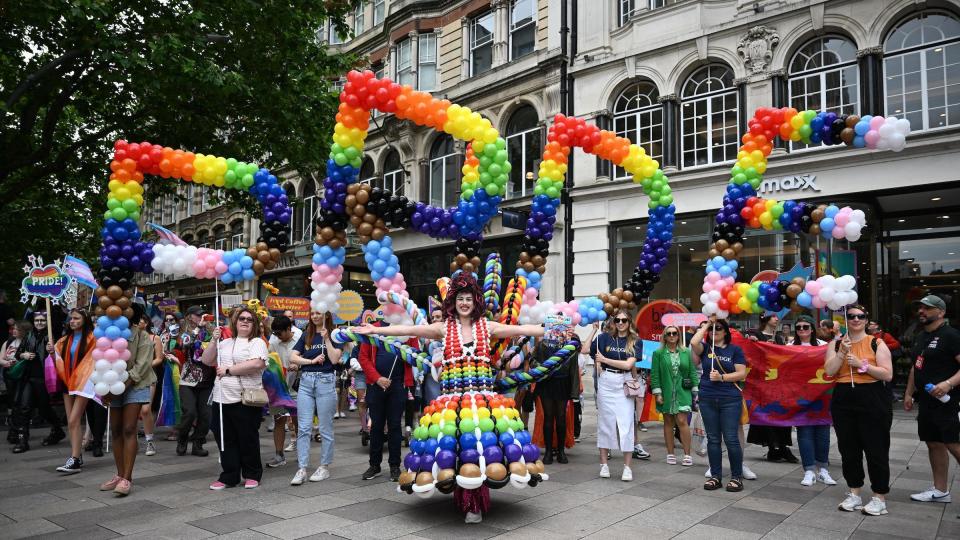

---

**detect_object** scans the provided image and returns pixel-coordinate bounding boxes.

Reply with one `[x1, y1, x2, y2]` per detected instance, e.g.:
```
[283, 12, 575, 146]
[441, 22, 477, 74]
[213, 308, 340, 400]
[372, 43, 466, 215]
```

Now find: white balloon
[700, 293, 710, 305]
[844, 222, 862, 240]
[102, 369, 119, 384]
[119, 370, 128, 383]
[110, 381, 126, 395]
[895, 118, 911, 135]
[113, 360, 128, 373]
[819, 275, 836, 287]
[95, 382, 110, 396]
[707, 290, 721, 302]
[89, 371, 100, 384]
[95, 359, 111, 373]
[850, 209, 867, 226]
[819, 288, 835, 302]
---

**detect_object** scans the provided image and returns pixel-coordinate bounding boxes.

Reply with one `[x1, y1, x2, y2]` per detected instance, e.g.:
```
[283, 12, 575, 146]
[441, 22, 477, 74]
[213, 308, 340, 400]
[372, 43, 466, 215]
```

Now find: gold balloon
[415, 472, 434, 485]
[786, 284, 802, 298]
[846, 114, 860, 127]
[508, 462, 526, 476]
[98, 296, 113, 309]
[721, 248, 735, 259]
[107, 285, 123, 300]
[460, 463, 481, 478]
[715, 239, 729, 251]
[356, 189, 369, 204]
[256, 241, 269, 252]
[246, 247, 258, 258]
[486, 463, 508, 481]
[252, 260, 265, 275]
[357, 223, 373, 236]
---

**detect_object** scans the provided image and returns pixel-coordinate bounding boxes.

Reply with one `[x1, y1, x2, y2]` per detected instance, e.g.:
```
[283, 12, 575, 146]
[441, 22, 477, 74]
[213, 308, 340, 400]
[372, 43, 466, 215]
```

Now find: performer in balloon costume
[351, 273, 551, 522]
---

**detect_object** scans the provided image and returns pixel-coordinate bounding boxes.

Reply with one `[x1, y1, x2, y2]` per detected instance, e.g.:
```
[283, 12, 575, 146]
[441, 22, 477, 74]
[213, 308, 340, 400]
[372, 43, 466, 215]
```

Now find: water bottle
[925, 383, 951, 403]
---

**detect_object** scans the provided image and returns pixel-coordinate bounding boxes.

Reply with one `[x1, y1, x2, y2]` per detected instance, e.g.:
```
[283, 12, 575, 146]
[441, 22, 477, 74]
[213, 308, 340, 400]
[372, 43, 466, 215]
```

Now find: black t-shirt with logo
[911, 323, 960, 407]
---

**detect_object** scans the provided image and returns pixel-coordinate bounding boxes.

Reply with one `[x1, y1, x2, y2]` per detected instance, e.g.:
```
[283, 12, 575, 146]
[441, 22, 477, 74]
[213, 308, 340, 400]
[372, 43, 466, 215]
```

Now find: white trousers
[596, 370, 635, 453]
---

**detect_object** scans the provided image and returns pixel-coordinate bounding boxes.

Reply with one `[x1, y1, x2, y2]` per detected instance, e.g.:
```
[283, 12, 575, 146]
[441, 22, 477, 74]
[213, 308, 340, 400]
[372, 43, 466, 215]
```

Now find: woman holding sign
[691, 318, 747, 492]
[589, 308, 642, 482]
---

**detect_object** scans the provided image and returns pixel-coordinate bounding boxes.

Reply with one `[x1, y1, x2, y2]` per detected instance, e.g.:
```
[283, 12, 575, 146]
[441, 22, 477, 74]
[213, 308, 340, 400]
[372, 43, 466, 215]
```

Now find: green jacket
[650, 347, 697, 414]
[126, 328, 158, 390]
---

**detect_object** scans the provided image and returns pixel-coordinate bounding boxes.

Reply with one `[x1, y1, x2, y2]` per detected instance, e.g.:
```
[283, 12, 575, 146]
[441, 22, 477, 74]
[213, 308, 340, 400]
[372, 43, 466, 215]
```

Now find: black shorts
[917, 401, 960, 444]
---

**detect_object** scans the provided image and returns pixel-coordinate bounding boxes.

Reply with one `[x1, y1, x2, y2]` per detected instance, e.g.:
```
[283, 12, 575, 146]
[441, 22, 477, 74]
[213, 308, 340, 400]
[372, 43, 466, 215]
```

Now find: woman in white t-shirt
[201, 307, 268, 490]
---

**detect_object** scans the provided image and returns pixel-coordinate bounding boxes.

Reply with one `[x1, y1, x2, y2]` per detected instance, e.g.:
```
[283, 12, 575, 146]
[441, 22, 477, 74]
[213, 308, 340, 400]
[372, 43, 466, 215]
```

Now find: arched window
[614, 81, 662, 180]
[182, 234, 194, 246]
[299, 179, 318, 245]
[680, 64, 738, 168]
[213, 225, 226, 251]
[505, 105, 540, 198]
[788, 35, 859, 149]
[383, 149, 404, 196]
[359, 158, 376, 185]
[196, 230, 210, 249]
[230, 220, 244, 249]
[429, 135, 459, 208]
[884, 10, 960, 130]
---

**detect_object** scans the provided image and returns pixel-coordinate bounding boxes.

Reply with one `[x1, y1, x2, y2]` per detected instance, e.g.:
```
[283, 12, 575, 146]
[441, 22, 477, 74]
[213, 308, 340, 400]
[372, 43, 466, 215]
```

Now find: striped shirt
[212, 337, 268, 404]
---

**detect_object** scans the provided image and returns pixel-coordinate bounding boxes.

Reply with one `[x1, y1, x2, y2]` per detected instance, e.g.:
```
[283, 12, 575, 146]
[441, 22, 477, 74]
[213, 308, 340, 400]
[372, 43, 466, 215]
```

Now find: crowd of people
[0, 290, 957, 522]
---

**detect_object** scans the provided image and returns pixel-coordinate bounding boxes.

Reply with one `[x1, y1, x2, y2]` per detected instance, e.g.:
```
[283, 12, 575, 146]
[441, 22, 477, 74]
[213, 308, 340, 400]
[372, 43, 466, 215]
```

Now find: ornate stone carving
[737, 25, 780, 75]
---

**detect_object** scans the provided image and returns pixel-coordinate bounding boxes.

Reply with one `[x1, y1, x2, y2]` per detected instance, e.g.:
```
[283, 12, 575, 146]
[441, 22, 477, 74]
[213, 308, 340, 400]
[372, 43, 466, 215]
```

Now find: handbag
[623, 377, 644, 397]
[229, 340, 268, 407]
[681, 377, 694, 390]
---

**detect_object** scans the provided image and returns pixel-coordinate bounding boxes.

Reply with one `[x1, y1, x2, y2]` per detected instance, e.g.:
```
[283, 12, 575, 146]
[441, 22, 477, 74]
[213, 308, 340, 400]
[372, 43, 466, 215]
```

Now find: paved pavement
[0, 390, 958, 540]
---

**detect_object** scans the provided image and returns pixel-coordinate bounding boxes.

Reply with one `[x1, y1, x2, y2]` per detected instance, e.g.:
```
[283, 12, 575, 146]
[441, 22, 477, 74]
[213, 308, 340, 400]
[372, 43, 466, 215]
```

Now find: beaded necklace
[440, 318, 494, 394]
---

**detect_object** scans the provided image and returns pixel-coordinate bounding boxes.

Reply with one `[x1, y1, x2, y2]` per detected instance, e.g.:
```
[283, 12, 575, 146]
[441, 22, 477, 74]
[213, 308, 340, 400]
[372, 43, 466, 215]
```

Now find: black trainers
[192, 442, 209, 457]
[56, 456, 83, 474]
[361, 465, 382, 480]
[389, 466, 401, 482]
[42, 427, 65, 446]
[176, 439, 187, 456]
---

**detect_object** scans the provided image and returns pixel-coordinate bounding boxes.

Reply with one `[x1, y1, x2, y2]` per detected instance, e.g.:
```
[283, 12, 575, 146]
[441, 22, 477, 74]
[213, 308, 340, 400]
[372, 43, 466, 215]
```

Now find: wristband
[857, 361, 869, 374]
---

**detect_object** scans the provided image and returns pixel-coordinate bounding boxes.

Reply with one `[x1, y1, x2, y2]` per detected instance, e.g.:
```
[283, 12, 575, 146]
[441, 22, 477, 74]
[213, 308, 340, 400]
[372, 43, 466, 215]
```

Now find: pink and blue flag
[63, 255, 99, 289]
[146, 222, 187, 246]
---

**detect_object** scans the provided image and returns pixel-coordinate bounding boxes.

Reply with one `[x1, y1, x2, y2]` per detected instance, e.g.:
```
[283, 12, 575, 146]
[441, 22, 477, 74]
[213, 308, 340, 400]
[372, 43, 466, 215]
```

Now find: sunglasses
[848, 314, 867, 320]
[664, 331, 679, 336]
[237, 316, 255, 323]
[796, 324, 812, 330]
[164, 318, 176, 322]
[614, 318, 629, 323]
[709, 327, 724, 332]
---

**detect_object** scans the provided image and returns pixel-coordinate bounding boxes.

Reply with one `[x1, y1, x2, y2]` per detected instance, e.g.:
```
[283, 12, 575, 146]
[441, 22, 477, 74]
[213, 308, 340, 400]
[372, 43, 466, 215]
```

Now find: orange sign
[635, 300, 688, 341]
[265, 296, 311, 321]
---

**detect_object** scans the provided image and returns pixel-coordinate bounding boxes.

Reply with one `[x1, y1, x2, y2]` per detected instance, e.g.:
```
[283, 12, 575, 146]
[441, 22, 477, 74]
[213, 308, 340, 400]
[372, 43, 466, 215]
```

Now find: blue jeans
[296, 372, 336, 468]
[797, 424, 831, 471]
[699, 396, 743, 480]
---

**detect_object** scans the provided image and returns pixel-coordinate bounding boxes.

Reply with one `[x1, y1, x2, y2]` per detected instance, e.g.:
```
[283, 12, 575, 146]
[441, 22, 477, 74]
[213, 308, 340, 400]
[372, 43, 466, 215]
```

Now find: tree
[1, 0, 360, 308]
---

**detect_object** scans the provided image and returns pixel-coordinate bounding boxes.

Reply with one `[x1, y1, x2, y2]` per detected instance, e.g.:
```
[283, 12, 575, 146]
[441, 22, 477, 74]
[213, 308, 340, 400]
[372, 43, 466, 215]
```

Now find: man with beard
[904, 295, 960, 505]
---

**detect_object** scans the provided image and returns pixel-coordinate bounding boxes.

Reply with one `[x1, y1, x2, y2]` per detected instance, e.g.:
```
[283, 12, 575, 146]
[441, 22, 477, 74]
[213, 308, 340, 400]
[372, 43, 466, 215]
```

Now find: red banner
[733, 335, 835, 427]
[265, 296, 310, 321]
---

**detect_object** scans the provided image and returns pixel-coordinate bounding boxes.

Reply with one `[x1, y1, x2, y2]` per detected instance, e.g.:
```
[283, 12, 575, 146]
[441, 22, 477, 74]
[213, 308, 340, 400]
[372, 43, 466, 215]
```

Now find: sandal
[666, 454, 677, 465]
[682, 455, 694, 466]
[726, 478, 743, 492]
[704, 477, 722, 491]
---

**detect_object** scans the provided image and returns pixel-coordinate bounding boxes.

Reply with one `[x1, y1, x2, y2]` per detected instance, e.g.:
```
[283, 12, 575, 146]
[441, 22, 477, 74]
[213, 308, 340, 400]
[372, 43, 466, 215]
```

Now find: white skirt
[596, 370, 635, 452]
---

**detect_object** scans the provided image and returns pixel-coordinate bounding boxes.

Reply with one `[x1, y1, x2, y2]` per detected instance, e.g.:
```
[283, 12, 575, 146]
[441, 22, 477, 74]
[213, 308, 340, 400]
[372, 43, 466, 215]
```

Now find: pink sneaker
[99, 475, 122, 491]
[243, 479, 259, 489]
[113, 478, 131, 496]
[209, 481, 227, 491]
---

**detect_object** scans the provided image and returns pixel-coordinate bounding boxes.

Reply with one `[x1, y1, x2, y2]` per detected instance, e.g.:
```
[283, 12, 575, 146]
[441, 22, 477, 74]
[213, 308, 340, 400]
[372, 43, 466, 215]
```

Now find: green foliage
[0, 0, 360, 307]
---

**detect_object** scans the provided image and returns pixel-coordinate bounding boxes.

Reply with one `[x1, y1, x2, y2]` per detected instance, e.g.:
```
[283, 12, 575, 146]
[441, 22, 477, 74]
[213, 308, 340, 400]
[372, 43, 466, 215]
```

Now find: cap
[919, 295, 947, 311]
[185, 305, 204, 317]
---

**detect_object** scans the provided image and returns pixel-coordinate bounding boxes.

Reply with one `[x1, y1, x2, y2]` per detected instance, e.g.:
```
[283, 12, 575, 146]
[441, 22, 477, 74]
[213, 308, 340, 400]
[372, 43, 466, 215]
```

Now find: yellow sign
[336, 290, 364, 322]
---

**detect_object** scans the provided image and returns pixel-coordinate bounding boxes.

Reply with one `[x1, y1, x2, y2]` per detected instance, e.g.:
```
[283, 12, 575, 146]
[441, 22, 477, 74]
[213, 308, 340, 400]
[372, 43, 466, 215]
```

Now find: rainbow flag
[156, 359, 182, 427]
[263, 352, 296, 411]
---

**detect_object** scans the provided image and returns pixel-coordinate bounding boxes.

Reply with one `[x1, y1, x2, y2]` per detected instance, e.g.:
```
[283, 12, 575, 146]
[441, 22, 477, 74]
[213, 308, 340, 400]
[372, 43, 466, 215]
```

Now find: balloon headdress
[443, 273, 484, 322]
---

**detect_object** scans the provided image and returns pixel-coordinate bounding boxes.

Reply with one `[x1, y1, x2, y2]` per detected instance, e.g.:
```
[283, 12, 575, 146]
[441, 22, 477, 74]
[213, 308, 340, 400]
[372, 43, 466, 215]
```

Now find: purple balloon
[404, 453, 420, 471]
[504, 444, 522, 463]
[420, 453, 435, 471]
[436, 449, 456, 469]
[522, 444, 540, 462]
[482, 446, 503, 464]
[460, 448, 480, 464]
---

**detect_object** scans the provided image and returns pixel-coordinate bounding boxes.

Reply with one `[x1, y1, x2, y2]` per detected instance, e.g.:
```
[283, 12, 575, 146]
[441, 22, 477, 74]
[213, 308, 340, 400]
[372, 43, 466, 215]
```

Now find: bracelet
[857, 361, 869, 374]
[720, 374, 724, 382]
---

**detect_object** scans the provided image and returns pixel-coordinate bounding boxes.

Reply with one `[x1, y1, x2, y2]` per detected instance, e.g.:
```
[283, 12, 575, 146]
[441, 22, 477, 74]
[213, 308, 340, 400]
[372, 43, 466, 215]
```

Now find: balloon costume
[395, 276, 546, 506]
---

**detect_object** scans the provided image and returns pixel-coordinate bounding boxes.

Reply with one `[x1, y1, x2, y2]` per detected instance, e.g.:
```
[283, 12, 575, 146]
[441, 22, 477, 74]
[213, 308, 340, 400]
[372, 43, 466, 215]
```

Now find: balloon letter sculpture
[93, 142, 292, 395]
[701, 109, 910, 318]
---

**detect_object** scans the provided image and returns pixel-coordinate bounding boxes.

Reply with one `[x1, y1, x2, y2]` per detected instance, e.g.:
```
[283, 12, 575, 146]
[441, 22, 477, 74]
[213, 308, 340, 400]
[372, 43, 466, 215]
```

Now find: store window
[505, 105, 541, 199]
[383, 149, 404, 195]
[213, 225, 226, 251]
[680, 64, 739, 168]
[298, 179, 318, 245]
[510, 0, 536, 60]
[884, 10, 960, 131]
[328, 20, 343, 45]
[613, 80, 663, 180]
[429, 135, 459, 208]
[230, 220, 244, 250]
[471, 12, 494, 77]
[419, 33, 438, 91]
[788, 35, 859, 150]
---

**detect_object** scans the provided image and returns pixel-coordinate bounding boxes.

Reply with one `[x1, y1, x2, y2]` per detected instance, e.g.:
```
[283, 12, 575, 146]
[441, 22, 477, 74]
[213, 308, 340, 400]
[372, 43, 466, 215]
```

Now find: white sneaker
[621, 466, 633, 482]
[801, 470, 816, 486]
[144, 440, 156, 456]
[309, 465, 330, 482]
[283, 441, 296, 453]
[910, 487, 951, 503]
[464, 511, 482, 524]
[838, 492, 863, 512]
[704, 467, 713, 478]
[742, 464, 757, 480]
[817, 468, 837, 486]
[290, 468, 306, 485]
[861, 496, 888, 516]
[599, 464, 610, 478]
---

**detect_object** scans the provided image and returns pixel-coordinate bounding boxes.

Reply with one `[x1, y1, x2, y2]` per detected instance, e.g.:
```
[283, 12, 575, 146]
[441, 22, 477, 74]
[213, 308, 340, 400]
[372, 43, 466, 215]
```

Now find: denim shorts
[109, 385, 152, 408]
[354, 373, 367, 391]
